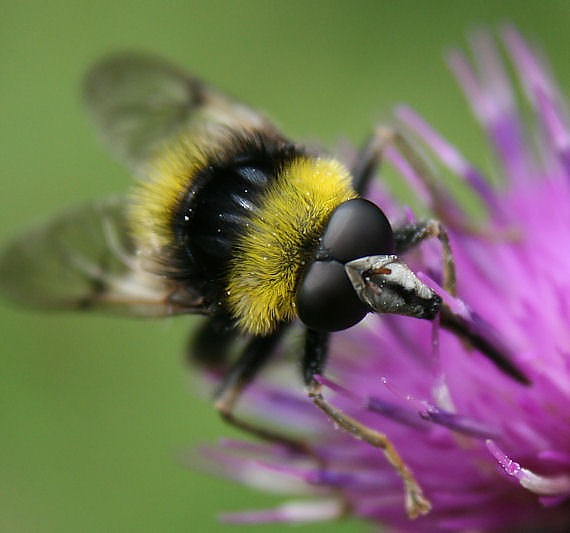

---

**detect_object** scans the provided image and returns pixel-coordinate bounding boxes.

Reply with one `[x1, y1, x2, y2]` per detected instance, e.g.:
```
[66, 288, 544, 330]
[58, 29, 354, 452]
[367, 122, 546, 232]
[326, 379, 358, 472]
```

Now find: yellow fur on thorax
[227, 157, 357, 336]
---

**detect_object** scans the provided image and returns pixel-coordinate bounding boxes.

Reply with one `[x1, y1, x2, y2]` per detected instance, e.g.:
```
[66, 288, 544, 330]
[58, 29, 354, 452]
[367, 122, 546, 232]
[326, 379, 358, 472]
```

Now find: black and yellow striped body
[129, 127, 357, 336]
[0, 55, 528, 519]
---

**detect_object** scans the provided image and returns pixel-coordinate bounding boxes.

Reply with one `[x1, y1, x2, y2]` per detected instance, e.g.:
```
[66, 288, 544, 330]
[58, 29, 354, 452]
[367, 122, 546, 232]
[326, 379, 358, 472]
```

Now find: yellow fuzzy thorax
[227, 157, 357, 335]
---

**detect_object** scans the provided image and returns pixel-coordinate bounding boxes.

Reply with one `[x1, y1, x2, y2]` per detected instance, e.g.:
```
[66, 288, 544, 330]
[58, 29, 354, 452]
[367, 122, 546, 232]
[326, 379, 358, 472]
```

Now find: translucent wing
[0, 197, 207, 317]
[84, 53, 278, 176]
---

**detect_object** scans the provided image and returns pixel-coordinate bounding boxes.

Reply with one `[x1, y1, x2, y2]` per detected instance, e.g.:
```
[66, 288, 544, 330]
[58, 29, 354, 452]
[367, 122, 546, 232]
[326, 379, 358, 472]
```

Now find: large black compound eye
[296, 260, 369, 331]
[322, 198, 395, 262]
[296, 198, 394, 332]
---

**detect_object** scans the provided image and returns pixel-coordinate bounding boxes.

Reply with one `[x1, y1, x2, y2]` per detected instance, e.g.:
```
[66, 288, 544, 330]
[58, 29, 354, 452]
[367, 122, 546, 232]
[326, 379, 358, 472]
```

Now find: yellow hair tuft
[227, 157, 356, 335]
[127, 135, 208, 256]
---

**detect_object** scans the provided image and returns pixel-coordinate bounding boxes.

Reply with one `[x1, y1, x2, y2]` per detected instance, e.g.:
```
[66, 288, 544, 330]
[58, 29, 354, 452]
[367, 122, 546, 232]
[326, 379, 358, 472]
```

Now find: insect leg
[352, 126, 448, 210]
[353, 125, 456, 293]
[214, 330, 283, 414]
[393, 218, 456, 296]
[391, 218, 528, 383]
[187, 314, 237, 369]
[211, 325, 313, 455]
[303, 329, 431, 519]
[353, 128, 528, 383]
[351, 129, 389, 195]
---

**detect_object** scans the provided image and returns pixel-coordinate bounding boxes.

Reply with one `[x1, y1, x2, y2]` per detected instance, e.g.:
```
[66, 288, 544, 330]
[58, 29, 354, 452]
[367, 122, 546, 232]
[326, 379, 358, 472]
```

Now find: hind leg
[188, 318, 312, 454]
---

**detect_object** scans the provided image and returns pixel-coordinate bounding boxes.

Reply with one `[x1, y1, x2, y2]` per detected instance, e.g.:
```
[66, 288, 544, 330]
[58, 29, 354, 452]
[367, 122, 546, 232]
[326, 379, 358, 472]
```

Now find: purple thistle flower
[201, 27, 570, 532]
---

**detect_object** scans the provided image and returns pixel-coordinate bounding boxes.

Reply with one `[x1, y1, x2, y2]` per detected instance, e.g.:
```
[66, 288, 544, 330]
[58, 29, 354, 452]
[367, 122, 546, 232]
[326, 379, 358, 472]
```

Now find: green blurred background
[1, 1, 569, 532]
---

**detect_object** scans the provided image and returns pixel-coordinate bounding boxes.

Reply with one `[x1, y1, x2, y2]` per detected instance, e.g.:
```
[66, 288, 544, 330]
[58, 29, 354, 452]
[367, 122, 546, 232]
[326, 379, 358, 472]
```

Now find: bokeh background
[1, 1, 569, 532]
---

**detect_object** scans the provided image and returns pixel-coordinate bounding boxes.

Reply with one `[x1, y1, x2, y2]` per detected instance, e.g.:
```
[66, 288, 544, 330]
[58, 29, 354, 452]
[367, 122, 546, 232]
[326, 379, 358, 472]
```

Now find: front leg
[351, 127, 527, 383]
[393, 218, 456, 296]
[391, 219, 527, 383]
[302, 328, 431, 519]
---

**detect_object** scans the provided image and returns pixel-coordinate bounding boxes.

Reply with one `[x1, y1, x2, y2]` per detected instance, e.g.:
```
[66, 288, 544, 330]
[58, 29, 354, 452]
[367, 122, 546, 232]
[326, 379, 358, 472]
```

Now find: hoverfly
[0, 54, 527, 517]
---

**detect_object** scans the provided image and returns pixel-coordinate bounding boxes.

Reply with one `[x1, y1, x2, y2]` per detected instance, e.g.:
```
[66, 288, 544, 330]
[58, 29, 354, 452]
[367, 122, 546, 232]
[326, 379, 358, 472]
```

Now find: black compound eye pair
[296, 198, 395, 331]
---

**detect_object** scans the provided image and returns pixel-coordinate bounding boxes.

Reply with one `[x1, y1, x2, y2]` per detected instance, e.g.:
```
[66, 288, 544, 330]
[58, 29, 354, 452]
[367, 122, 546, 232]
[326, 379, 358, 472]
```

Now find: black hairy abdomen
[169, 134, 300, 305]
